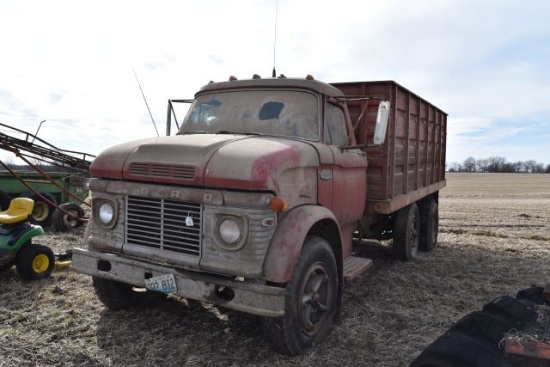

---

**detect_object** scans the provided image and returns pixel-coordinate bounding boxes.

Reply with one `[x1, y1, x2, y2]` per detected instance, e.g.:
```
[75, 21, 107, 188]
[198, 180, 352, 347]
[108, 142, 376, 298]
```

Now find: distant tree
[447, 162, 462, 172]
[463, 157, 477, 172]
[487, 156, 507, 172]
[502, 163, 515, 173]
[447, 157, 548, 173]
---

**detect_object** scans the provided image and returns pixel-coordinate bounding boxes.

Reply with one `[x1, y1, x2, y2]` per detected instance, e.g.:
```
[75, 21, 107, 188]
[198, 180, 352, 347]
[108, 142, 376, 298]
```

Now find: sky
[1, 0, 549, 166]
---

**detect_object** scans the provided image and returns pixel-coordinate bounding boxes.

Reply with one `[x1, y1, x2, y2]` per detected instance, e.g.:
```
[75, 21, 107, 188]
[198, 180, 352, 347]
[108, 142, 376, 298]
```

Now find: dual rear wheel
[393, 198, 439, 261]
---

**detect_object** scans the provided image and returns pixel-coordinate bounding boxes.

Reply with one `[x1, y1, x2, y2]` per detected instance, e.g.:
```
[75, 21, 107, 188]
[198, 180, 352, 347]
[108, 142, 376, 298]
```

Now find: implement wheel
[20, 190, 57, 228]
[0, 190, 11, 211]
[52, 202, 85, 232]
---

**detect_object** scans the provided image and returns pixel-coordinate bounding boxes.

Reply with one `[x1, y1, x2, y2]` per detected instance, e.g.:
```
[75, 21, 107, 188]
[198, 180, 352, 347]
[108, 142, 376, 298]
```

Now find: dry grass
[1, 173, 550, 366]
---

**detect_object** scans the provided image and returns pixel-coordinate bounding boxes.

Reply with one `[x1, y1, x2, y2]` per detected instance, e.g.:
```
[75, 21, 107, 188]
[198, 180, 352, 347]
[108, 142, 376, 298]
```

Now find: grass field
[1, 173, 549, 366]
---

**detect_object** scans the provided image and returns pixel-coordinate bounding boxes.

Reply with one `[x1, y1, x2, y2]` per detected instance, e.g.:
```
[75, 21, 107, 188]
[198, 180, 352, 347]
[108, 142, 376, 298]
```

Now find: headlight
[218, 218, 241, 245]
[98, 202, 114, 225]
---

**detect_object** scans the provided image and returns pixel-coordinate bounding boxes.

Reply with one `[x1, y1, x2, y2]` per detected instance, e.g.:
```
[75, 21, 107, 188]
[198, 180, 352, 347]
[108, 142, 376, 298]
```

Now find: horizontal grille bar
[129, 162, 196, 180]
[126, 196, 201, 256]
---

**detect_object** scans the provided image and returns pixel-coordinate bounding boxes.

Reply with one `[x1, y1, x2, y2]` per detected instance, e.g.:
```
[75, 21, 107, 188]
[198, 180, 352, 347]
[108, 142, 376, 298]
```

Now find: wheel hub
[299, 264, 331, 335]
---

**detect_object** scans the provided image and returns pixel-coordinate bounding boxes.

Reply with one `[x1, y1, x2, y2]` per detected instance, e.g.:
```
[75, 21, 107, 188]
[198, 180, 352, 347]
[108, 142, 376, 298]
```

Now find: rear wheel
[262, 236, 338, 356]
[92, 277, 166, 310]
[51, 202, 85, 232]
[16, 243, 55, 280]
[393, 203, 420, 261]
[419, 198, 438, 252]
[20, 190, 57, 228]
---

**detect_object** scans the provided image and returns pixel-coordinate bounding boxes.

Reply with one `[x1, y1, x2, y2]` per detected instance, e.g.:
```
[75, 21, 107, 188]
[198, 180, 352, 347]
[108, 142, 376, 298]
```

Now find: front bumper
[71, 248, 286, 317]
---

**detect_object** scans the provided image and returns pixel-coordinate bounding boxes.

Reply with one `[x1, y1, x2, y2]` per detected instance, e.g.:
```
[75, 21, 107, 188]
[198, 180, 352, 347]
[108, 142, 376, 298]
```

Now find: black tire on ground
[419, 198, 438, 252]
[92, 277, 167, 311]
[481, 295, 538, 327]
[20, 190, 57, 228]
[15, 243, 55, 280]
[51, 202, 85, 233]
[0, 190, 11, 211]
[262, 236, 338, 356]
[451, 311, 516, 344]
[393, 203, 420, 261]
[516, 286, 546, 305]
[409, 330, 504, 367]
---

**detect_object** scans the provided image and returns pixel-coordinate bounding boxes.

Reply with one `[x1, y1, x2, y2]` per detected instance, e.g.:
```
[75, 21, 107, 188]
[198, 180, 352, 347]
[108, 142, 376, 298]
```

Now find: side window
[325, 103, 348, 146]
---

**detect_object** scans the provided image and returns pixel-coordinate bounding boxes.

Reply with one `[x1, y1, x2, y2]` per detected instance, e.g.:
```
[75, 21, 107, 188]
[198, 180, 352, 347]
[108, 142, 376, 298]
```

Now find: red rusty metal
[504, 338, 550, 366]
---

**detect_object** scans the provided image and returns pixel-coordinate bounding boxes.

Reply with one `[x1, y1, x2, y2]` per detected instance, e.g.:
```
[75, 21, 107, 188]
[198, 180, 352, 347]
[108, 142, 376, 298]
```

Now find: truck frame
[72, 76, 447, 355]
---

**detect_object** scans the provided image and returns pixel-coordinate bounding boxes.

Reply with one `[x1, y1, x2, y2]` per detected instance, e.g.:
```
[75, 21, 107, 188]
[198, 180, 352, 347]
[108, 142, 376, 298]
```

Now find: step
[343, 256, 373, 281]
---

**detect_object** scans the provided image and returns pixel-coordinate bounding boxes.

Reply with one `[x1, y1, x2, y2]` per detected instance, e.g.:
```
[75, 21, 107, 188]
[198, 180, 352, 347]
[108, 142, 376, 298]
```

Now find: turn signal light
[269, 196, 289, 212]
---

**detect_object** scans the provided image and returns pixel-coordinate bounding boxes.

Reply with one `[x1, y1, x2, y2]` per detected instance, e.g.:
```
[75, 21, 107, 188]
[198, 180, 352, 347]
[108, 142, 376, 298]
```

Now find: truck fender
[263, 205, 342, 283]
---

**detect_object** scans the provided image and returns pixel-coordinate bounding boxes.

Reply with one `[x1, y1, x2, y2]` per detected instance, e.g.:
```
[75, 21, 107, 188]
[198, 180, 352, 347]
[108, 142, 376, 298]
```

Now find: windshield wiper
[215, 130, 261, 136]
[178, 131, 210, 135]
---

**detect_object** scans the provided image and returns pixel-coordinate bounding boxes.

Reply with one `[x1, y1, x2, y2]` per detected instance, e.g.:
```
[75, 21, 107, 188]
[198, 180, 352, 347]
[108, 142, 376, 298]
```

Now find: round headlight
[218, 218, 241, 245]
[98, 202, 114, 224]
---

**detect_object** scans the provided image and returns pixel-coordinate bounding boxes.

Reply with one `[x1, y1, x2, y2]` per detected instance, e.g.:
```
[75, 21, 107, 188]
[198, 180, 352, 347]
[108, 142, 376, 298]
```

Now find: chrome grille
[130, 162, 196, 180]
[126, 196, 201, 256]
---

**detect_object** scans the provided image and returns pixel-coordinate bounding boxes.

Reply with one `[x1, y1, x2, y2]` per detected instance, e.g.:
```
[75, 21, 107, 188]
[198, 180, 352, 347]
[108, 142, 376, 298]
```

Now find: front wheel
[262, 236, 338, 356]
[16, 243, 55, 280]
[92, 277, 166, 311]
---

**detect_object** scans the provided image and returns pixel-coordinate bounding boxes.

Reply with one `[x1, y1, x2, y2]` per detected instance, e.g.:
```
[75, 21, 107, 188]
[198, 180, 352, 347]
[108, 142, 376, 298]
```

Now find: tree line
[447, 156, 550, 173]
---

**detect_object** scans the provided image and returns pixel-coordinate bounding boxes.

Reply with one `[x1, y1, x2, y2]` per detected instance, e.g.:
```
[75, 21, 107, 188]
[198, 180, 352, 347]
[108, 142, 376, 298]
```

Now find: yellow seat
[0, 197, 35, 225]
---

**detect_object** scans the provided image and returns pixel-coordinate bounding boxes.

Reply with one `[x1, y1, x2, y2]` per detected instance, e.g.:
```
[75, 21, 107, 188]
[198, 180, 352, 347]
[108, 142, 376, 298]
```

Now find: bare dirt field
[1, 173, 549, 366]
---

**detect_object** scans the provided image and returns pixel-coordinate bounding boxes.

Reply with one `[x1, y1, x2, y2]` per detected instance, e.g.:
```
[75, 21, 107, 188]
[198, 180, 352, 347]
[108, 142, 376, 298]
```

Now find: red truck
[72, 75, 446, 355]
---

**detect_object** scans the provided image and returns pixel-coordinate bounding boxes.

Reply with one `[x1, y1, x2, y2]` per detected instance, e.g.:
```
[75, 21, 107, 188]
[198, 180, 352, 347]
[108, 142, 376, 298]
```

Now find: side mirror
[373, 101, 390, 145]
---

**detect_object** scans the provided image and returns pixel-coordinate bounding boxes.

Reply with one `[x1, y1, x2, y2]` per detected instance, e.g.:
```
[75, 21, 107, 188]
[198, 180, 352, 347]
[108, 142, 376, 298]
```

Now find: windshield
[178, 90, 320, 140]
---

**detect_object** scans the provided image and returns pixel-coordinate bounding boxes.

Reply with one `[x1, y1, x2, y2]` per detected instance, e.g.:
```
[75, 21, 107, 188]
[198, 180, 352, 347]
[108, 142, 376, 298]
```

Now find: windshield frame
[177, 88, 322, 142]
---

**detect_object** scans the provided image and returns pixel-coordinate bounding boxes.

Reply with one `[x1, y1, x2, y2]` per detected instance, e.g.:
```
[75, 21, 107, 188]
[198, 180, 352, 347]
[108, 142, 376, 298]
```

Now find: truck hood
[90, 134, 319, 192]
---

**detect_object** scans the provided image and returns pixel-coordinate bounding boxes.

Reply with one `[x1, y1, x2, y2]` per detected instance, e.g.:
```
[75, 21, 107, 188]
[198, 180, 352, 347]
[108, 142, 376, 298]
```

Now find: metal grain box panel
[331, 81, 447, 214]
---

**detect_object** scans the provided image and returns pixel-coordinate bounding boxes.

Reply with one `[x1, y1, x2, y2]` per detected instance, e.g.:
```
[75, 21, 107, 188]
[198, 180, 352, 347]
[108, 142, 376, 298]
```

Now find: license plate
[144, 273, 177, 294]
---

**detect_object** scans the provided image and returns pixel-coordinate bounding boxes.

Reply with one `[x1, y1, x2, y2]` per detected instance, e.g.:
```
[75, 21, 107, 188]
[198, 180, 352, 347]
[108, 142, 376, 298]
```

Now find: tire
[51, 202, 85, 233]
[0, 190, 11, 211]
[419, 198, 438, 252]
[262, 236, 338, 356]
[92, 277, 167, 311]
[452, 311, 515, 344]
[15, 243, 55, 280]
[410, 331, 504, 367]
[481, 295, 538, 328]
[20, 190, 57, 228]
[393, 203, 420, 261]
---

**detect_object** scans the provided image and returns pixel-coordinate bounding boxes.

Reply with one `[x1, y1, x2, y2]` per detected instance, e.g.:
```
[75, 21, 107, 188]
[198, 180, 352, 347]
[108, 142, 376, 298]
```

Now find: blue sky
[1, 0, 549, 166]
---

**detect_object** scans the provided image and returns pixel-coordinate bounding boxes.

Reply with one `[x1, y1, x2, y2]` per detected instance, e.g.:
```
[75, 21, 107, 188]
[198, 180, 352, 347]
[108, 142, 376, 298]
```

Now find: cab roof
[197, 77, 345, 98]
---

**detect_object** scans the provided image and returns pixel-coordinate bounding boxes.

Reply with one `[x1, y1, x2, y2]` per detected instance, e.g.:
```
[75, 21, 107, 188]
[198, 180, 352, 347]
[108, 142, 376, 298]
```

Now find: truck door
[320, 102, 368, 227]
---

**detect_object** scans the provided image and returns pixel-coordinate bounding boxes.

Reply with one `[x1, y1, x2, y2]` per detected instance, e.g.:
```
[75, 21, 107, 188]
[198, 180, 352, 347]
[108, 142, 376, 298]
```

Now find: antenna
[272, 0, 279, 78]
[133, 69, 160, 137]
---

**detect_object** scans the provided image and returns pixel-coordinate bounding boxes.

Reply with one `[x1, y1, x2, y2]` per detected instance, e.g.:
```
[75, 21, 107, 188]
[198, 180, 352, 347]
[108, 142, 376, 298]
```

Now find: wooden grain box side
[331, 80, 447, 214]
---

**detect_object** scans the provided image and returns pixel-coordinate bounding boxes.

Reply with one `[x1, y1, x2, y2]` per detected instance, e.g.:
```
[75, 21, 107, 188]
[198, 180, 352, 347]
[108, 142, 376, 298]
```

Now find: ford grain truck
[72, 75, 447, 355]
